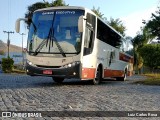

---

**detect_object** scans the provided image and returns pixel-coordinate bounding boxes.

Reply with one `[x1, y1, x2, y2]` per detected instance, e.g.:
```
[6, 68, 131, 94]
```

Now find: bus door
[81, 13, 96, 79]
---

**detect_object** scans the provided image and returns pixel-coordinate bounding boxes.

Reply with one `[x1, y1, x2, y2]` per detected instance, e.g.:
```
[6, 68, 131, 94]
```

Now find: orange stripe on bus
[104, 69, 124, 77]
[82, 68, 96, 79]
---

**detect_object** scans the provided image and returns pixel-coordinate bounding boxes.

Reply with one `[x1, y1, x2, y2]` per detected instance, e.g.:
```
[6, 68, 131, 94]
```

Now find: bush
[2, 57, 14, 73]
[0, 50, 5, 55]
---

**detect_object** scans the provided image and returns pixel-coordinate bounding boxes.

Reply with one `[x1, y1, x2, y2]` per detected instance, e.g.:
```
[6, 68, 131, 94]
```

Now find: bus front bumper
[26, 62, 81, 78]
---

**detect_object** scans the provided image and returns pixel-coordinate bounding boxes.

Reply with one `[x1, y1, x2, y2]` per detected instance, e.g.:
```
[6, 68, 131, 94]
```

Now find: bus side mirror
[15, 18, 27, 33]
[78, 15, 85, 33]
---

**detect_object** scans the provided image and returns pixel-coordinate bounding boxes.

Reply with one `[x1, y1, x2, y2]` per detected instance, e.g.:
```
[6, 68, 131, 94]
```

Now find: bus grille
[36, 65, 61, 68]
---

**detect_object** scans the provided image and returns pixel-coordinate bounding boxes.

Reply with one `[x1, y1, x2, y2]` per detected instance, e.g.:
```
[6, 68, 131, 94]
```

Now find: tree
[107, 18, 126, 36]
[50, 0, 67, 6]
[92, 6, 104, 19]
[139, 44, 160, 72]
[25, 0, 67, 26]
[143, 7, 160, 40]
[131, 34, 145, 74]
[25, 2, 47, 26]
[2, 57, 14, 73]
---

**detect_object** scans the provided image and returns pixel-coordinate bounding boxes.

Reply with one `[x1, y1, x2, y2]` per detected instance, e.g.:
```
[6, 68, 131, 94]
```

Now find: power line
[3, 31, 14, 58]
[19, 33, 25, 66]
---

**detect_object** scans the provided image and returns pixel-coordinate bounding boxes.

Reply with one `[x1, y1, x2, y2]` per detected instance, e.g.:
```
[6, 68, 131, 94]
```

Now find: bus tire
[92, 66, 102, 85]
[52, 77, 64, 83]
[116, 70, 127, 81]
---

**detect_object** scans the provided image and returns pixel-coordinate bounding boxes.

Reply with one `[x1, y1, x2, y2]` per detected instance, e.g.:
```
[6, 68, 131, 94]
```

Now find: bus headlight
[26, 60, 32, 65]
[27, 60, 36, 67]
[68, 64, 72, 67]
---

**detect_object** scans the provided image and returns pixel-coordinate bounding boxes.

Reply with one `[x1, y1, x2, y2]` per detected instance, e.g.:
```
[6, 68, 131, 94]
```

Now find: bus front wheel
[92, 67, 102, 85]
[52, 77, 64, 83]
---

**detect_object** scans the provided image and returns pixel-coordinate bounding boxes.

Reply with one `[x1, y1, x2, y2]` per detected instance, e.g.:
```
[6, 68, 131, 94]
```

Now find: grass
[135, 73, 160, 86]
[12, 68, 26, 74]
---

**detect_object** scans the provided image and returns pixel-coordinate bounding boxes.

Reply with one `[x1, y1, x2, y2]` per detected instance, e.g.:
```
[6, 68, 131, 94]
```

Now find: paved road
[0, 74, 159, 120]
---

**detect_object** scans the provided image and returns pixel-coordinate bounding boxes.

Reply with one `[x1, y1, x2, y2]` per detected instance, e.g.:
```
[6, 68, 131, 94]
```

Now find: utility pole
[20, 33, 25, 66]
[3, 31, 14, 58]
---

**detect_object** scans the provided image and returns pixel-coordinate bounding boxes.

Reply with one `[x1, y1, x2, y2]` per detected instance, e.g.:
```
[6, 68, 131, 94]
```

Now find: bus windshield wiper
[32, 39, 47, 56]
[47, 27, 66, 57]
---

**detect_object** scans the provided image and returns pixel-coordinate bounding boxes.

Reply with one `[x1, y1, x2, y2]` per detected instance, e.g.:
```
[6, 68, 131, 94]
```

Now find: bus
[15, 6, 133, 85]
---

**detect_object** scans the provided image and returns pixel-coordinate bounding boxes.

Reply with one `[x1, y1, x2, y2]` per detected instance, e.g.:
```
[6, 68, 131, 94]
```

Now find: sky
[0, 0, 159, 47]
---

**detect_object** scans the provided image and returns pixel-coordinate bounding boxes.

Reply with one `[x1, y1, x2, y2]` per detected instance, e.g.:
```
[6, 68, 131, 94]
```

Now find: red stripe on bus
[82, 68, 96, 79]
[119, 53, 134, 63]
[104, 69, 124, 77]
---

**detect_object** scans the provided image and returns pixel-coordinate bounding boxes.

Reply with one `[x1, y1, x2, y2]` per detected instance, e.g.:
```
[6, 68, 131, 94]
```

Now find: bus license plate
[43, 70, 52, 75]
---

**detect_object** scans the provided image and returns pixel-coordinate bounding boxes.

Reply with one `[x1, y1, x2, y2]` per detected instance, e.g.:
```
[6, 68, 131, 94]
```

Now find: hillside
[0, 40, 22, 52]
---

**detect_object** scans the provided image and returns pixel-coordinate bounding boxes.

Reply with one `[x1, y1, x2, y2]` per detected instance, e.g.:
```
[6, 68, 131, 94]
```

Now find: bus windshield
[27, 10, 84, 56]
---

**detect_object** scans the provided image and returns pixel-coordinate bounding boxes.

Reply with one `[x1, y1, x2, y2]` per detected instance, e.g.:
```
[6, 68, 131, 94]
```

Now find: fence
[141, 66, 160, 74]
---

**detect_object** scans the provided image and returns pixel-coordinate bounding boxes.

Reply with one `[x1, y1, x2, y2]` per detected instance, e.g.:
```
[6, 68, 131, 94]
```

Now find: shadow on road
[0, 74, 124, 89]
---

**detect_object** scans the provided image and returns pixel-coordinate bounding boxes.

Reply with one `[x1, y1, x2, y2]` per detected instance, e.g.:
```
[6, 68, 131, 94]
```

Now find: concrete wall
[0, 52, 26, 65]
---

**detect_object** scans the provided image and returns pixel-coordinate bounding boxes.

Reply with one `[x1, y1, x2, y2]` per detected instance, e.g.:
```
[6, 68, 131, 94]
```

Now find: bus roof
[35, 6, 85, 12]
[35, 6, 96, 16]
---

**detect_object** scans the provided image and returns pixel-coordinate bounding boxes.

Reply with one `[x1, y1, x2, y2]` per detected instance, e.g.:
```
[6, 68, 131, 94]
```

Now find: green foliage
[132, 7, 160, 72]
[139, 44, 160, 70]
[92, 6, 104, 19]
[131, 34, 144, 72]
[132, 34, 144, 50]
[107, 18, 126, 36]
[25, 0, 67, 26]
[2, 57, 14, 73]
[25, 2, 47, 26]
[131, 27, 155, 70]
[50, 0, 67, 7]
[144, 8, 160, 38]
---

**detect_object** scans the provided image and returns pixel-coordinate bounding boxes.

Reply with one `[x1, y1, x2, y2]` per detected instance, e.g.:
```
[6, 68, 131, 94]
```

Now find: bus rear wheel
[52, 77, 64, 83]
[92, 67, 102, 85]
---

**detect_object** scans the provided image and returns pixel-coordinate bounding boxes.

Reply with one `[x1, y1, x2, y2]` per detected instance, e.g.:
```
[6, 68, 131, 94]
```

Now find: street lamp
[20, 33, 25, 66]
[3, 31, 14, 58]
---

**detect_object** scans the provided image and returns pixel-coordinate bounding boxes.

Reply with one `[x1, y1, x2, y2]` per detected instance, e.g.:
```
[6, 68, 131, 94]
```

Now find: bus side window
[97, 19, 123, 49]
[84, 27, 93, 54]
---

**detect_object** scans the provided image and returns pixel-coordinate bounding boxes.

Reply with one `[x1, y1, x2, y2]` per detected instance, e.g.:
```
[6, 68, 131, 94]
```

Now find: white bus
[15, 6, 133, 84]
